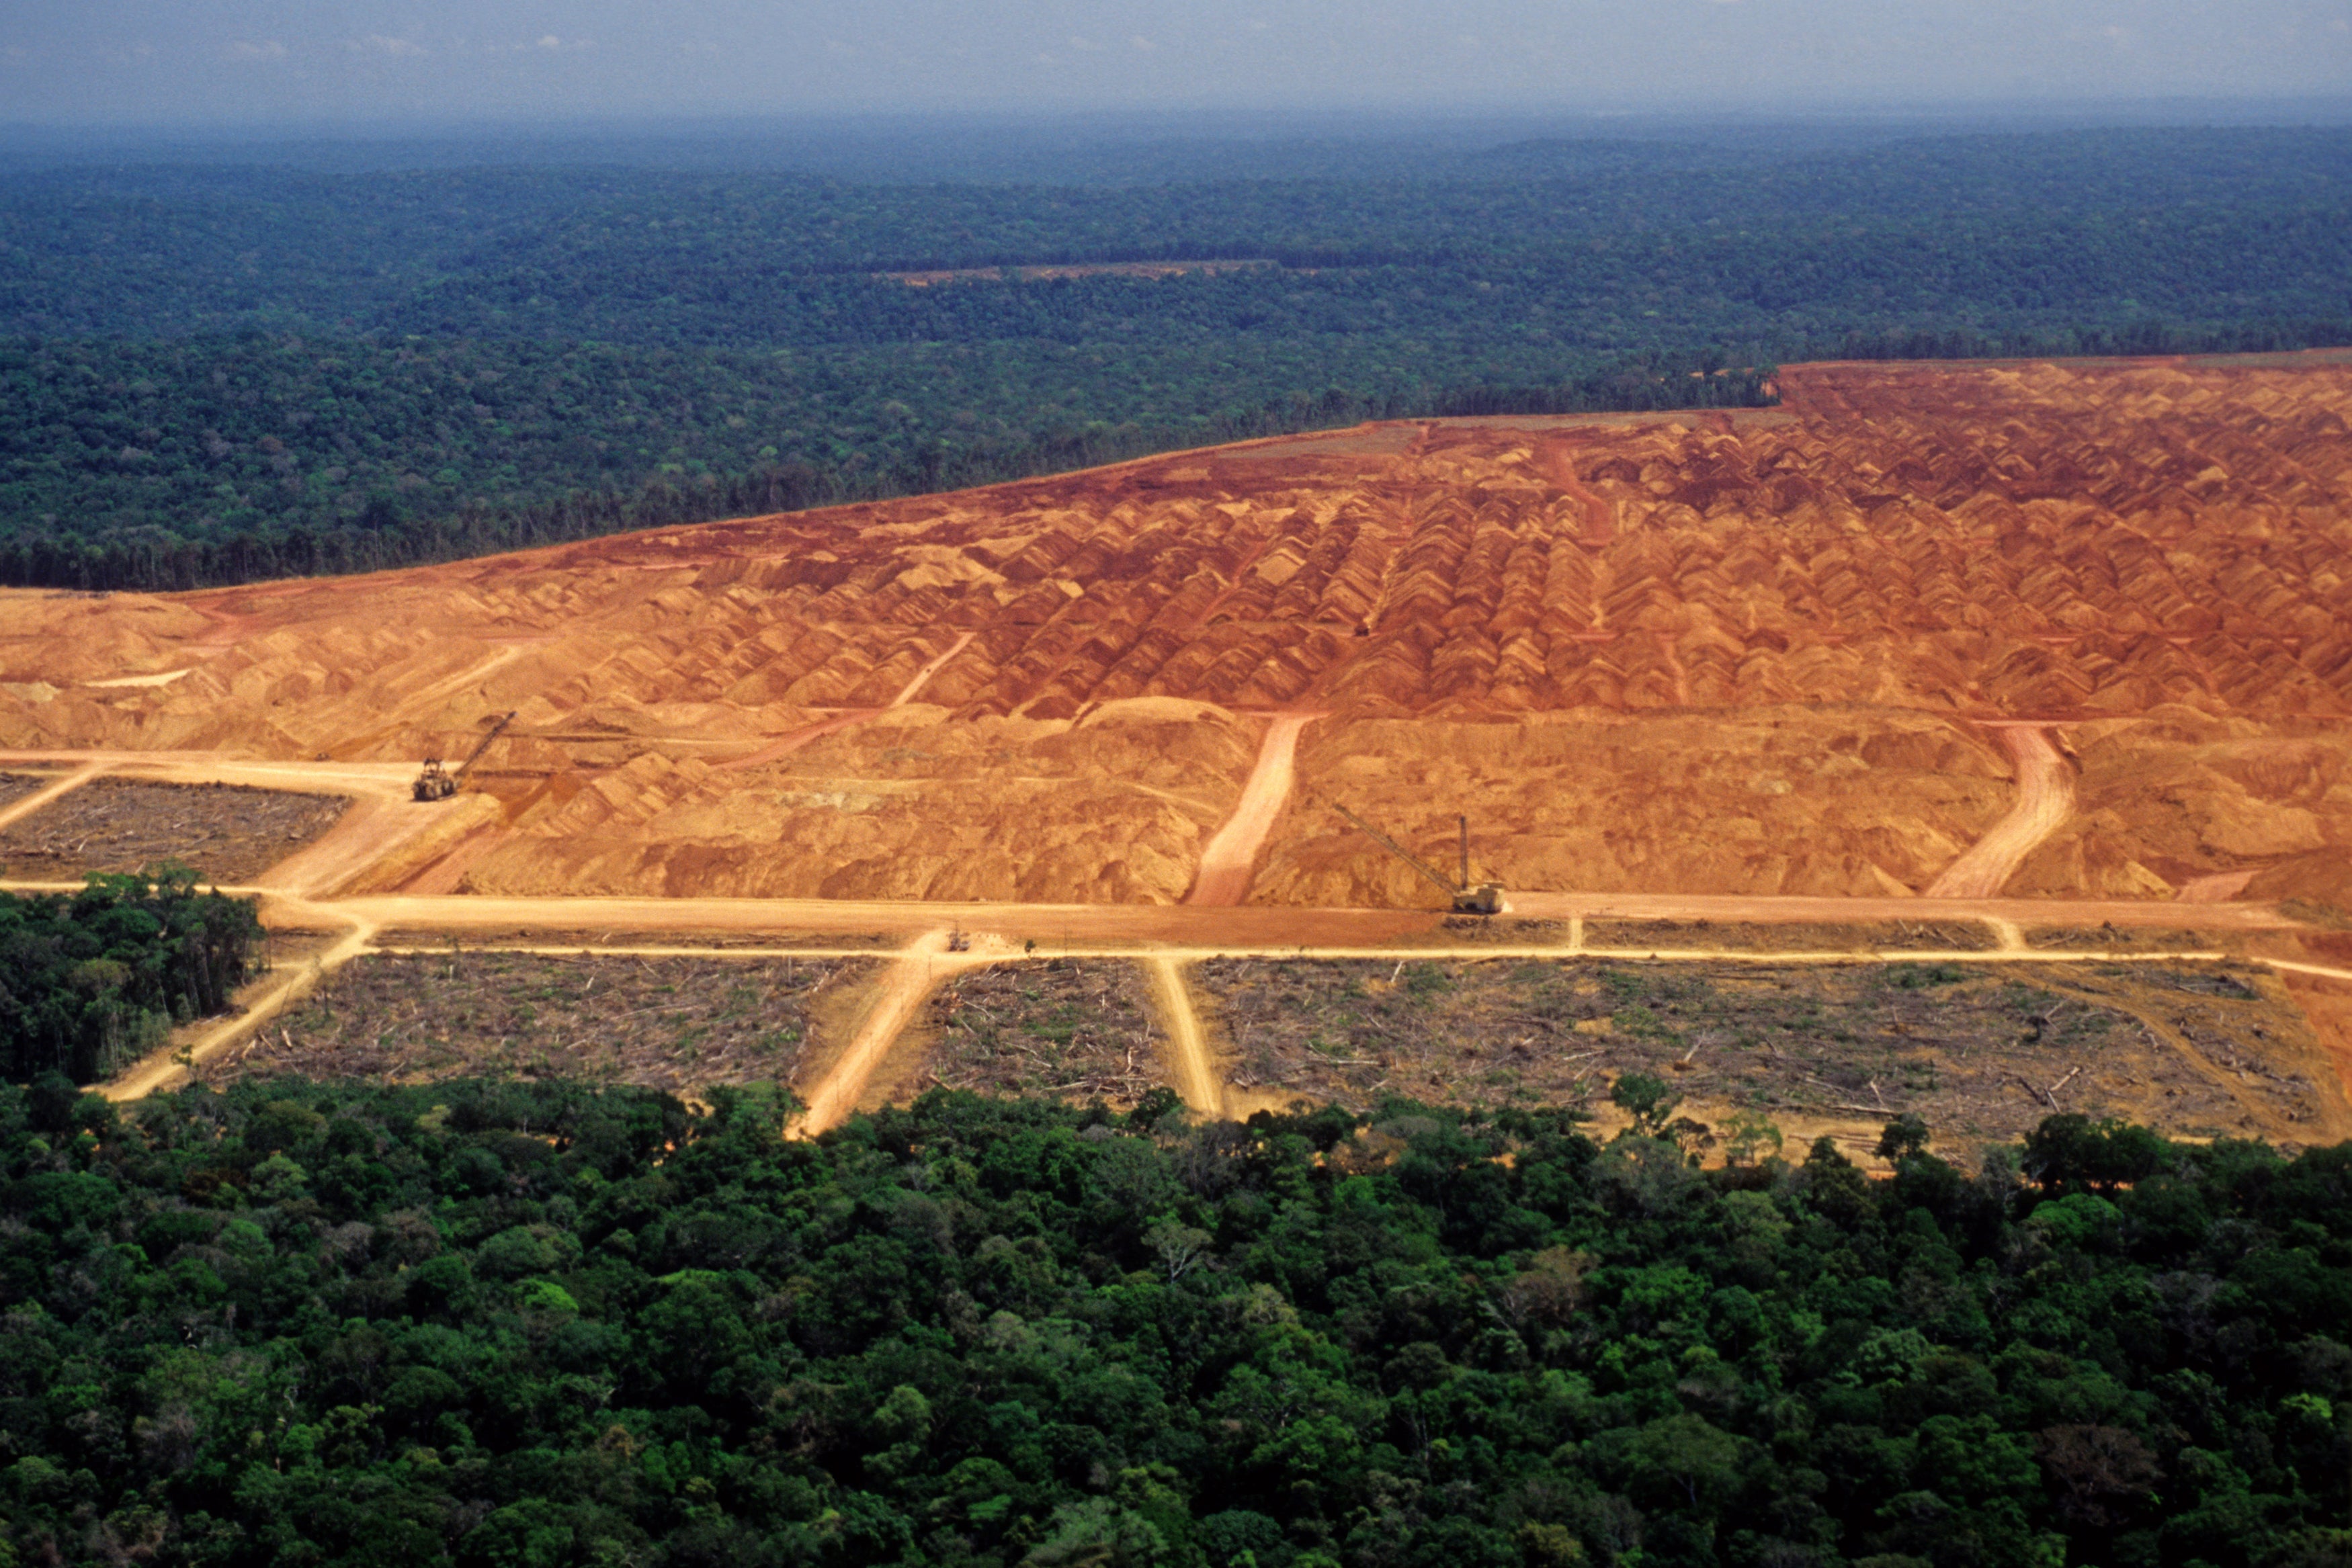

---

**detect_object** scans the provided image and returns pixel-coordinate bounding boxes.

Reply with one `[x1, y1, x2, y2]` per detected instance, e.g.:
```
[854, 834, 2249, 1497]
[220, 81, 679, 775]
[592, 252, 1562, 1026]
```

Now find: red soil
[1, 356, 2348, 910]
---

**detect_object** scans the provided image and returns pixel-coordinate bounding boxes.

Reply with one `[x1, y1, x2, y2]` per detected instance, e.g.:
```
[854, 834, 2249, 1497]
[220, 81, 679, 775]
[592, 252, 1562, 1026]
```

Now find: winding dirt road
[1925, 726, 2074, 899]
[1185, 713, 1314, 905]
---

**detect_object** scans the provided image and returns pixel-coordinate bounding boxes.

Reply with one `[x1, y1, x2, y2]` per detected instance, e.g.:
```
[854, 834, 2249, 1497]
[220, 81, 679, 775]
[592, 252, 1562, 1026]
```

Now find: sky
[3, 0, 2350, 128]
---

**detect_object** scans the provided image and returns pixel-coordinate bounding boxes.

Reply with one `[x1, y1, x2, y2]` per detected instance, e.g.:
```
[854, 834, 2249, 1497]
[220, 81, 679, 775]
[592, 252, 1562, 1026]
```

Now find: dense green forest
[0, 871, 265, 1084]
[0, 1075, 2345, 1568]
[1, 124, 2348, 587]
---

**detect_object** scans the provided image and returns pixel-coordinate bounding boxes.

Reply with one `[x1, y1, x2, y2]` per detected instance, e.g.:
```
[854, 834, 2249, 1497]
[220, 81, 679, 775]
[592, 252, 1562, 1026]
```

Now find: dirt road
[1925, 726, 2074, 899]
[0, 760, 108, 834]
[6, 745, 2345, 1122]
[1148, 957, 1222, 1114]
[891, 632, 976, 706]
[103, 912, 377, 1101]
[793, 929, 993, 1134]
[1186, 713, 1314, 905]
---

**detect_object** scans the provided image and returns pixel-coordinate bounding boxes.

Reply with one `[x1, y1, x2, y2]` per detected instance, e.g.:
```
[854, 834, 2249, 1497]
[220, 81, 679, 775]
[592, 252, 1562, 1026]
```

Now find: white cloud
[537, 34, 561, 50]
[1130, 35, 1156, 51]
[226, 40, 287, 62]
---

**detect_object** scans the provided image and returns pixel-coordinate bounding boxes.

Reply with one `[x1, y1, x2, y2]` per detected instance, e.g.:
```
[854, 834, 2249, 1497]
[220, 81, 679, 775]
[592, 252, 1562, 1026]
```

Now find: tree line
[1, 122, 2346, 589]
[1, 1072, 2346, 1567]
[0, 869, 265, 1084]
[0, 361, 1774, 593]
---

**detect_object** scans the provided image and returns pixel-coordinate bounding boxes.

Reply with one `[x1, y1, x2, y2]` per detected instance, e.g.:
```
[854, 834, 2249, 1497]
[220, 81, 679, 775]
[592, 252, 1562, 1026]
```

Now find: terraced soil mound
[3, 355, 2350, 905]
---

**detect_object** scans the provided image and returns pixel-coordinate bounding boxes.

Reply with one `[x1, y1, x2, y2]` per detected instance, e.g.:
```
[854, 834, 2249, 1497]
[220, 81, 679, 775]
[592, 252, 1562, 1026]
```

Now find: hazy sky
[3, 0, 2350, 127]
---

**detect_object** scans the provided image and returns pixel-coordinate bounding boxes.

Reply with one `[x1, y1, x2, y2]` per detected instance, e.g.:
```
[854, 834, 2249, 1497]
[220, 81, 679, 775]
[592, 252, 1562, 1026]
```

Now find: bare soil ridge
[1, 353, 2349, 1130]
[3, 356, 2349, 908]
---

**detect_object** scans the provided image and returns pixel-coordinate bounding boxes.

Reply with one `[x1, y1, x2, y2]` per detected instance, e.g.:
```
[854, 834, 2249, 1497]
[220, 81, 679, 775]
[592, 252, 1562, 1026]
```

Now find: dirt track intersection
[4, 353, 2352, 1157]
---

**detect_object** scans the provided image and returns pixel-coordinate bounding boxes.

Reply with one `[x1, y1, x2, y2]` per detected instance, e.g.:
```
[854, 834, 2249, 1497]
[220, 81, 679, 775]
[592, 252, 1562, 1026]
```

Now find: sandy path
[351, 937, 2237, 968]
[719, 709, 882, 771]
[792, 930, 990, 1135]
[102, 912, 377, 1101]
[257, 793, 447, 897]
[1186, 713, 1314, 905]
[1148, 958, 1222, 1114]
[890, 632, 976, 706]
[1925, 726, 2074, 899]
[286, 887, 2306, 943]
[1654, 631, 1691, 707]
[0, 760, 108, 834]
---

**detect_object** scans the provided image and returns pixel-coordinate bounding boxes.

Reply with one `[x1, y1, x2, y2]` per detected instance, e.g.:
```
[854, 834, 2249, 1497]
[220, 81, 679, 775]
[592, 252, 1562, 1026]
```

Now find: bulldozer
[413, 711, 515, 801]
[1334, 804, 1506, 915]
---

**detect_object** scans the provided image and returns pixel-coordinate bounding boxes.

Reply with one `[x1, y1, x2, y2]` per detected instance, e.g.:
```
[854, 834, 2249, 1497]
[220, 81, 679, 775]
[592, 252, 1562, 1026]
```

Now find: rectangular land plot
[1191, 955, 2337, 1147]
[917, 959, 1169, 1105]
[1585, 918, 1998, 953]
[0, 779, 349, 884]
[203, 950, 876, 1093]
[0, 771, 56, 812]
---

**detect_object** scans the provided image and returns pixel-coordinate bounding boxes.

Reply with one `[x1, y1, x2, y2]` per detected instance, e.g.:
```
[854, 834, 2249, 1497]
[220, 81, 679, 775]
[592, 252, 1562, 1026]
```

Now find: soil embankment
[4, 357, 2351, 907]
[1187, 713, 1313, 905]
[1925, 726, 2075, 899]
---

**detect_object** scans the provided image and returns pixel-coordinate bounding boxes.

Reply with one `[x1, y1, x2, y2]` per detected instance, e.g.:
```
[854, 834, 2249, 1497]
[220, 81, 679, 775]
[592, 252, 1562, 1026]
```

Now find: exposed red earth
[4, 353, 2352, 1131]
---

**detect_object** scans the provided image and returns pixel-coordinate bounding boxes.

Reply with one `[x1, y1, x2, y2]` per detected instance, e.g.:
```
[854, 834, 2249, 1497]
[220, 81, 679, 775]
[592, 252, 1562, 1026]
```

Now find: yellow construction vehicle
[413, 711, 515, 801]
[1334, 804, 1506, 914]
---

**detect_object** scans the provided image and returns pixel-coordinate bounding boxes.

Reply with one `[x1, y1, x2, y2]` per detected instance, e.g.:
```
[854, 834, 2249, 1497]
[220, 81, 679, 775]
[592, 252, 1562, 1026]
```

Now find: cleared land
[0, 779, 349, 883]
[0, 771, 52, 812]
[917, 959, 1169, 1105]
[4, 358, 2349, 910]
[201, 950, 876, 1094]
[1584, 918, 2000, 953]
[1191, 955, 2334, 1149]
[1, 355, 2350, 1133]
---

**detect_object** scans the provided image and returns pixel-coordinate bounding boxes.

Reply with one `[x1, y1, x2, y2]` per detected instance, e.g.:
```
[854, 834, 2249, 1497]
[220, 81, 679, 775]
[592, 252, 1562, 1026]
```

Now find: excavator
[413, 711, 515, 801]
[1333, 803, 1507, 915]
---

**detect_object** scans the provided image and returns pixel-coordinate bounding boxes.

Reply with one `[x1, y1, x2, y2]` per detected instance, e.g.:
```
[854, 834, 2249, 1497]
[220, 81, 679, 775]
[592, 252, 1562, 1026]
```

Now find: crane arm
[1332, 802, 1461, 897]
[454, 711, 516, 778]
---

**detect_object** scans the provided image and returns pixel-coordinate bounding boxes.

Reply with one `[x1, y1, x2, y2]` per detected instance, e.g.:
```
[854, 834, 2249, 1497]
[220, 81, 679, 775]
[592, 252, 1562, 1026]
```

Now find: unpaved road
[793, 930, 995, 1134]
[1925, 726, 2074, 899]
[7, 745, 2347, 1123]
[1149, 957, 1222, 1113]
[1186, 713, 1314, 905]
[0, 760, 108, 834]
[891, 631, 976, 706]
[104, 913, 377, 1101]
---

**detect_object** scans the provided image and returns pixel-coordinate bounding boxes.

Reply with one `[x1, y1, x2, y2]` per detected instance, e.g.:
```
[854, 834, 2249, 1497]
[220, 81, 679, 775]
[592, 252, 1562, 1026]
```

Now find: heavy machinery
[413, 711, 515, 801]
[1333, 804, 1506, 915]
